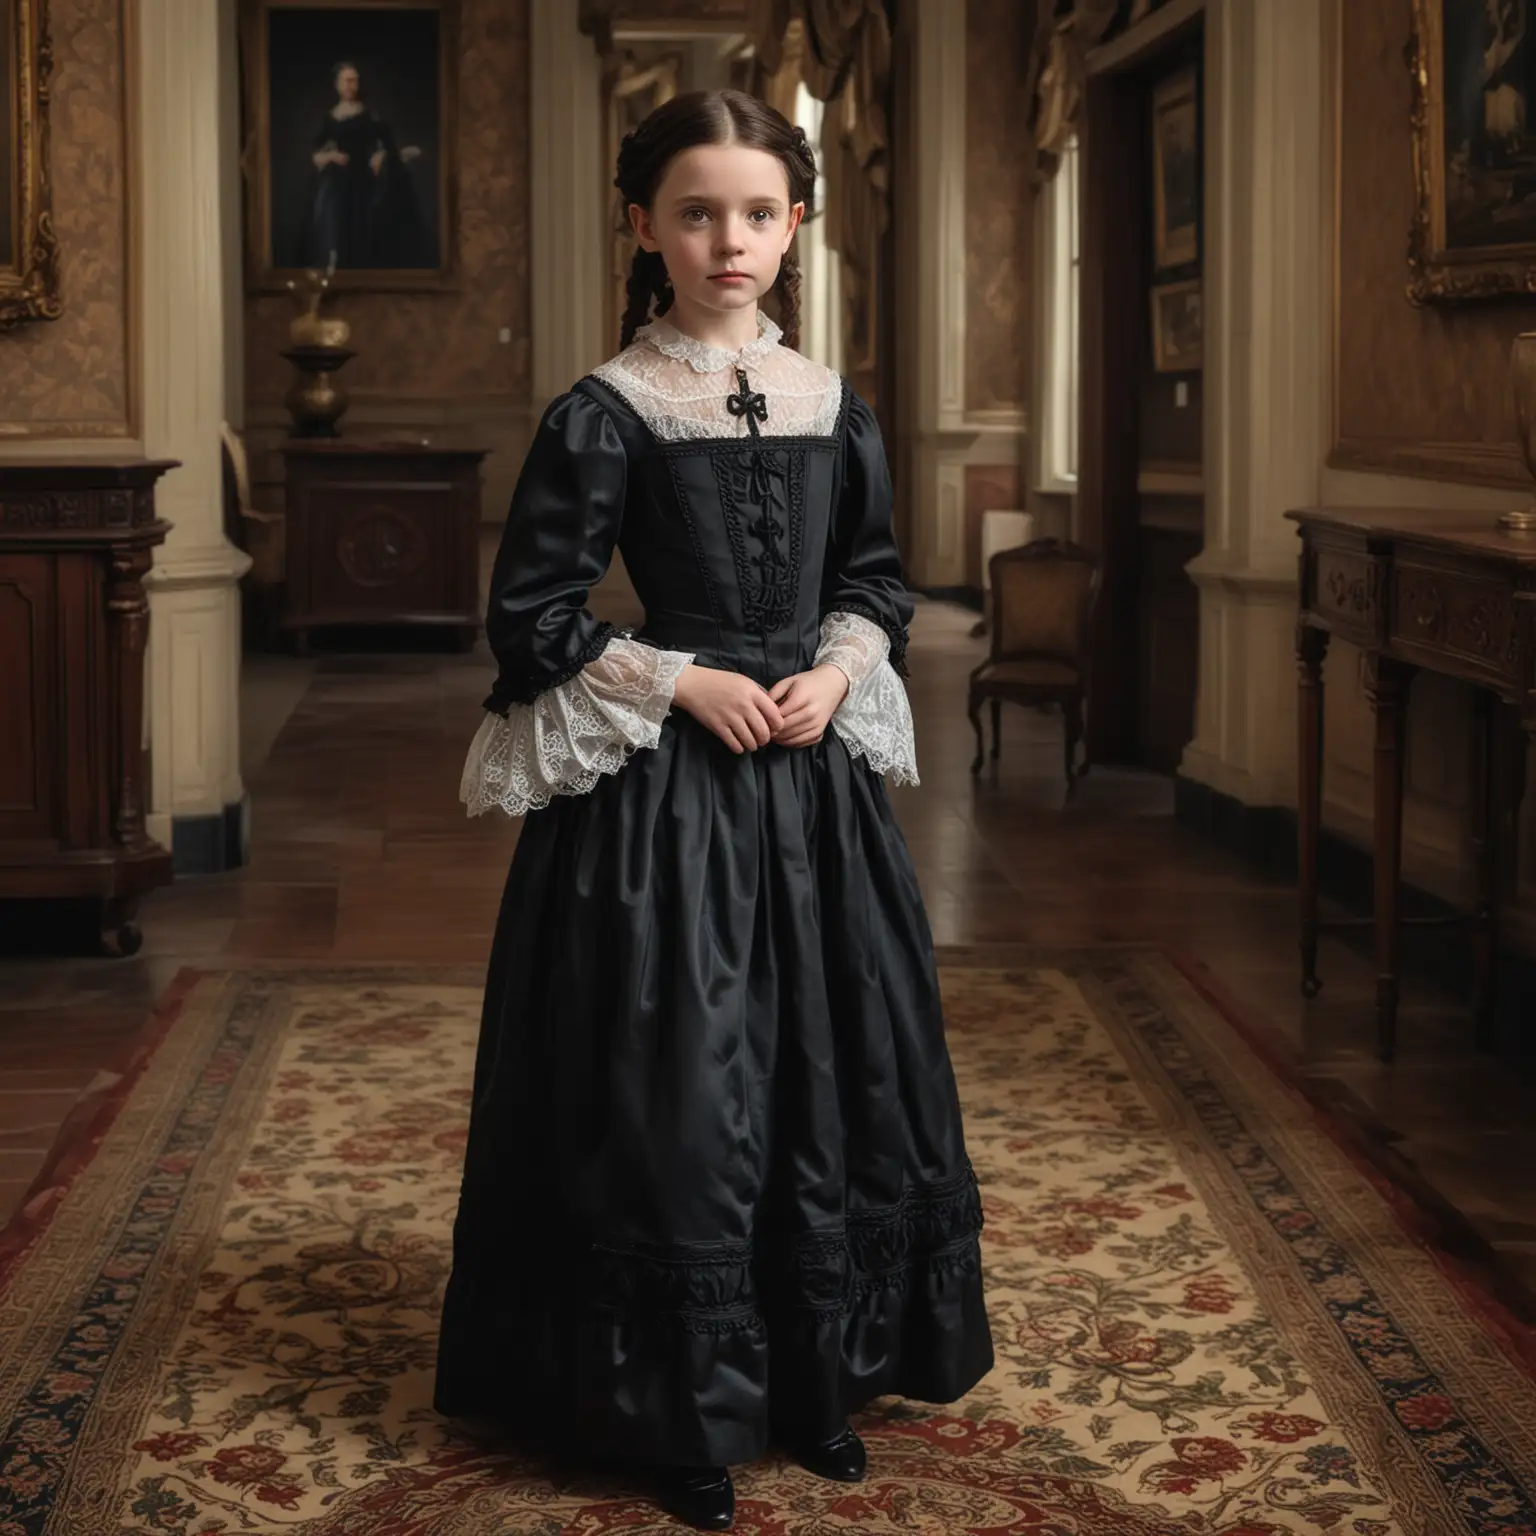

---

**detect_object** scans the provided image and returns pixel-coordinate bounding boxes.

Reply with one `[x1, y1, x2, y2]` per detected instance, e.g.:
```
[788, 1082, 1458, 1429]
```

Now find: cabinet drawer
[1389, 563, 1520, 685]
[1309, 546, 1380, 645]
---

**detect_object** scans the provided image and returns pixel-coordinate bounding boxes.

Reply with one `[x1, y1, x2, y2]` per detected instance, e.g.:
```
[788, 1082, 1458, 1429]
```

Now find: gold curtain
[1029, 0, 1120, 183]
[751, 0, 890, 404]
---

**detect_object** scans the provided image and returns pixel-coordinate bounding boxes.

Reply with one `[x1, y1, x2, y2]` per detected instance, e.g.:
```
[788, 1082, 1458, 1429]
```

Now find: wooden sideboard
[279, 441, 487, 654]
[0, 459, 178, 954]
[1290, 507, 1536, 1062]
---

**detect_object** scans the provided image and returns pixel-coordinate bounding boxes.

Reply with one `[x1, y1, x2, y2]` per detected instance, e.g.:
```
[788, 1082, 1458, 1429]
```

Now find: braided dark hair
[615, 90, 818, 351]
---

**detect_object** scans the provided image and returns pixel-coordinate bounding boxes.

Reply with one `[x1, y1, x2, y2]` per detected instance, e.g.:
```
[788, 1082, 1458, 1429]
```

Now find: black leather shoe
[792, 1424, 867, 1482]
[653, 1465, 735, 1530]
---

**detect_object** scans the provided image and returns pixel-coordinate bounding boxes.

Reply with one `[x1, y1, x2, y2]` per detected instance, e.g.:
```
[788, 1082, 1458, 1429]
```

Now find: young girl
[435, 89, 993, 1531]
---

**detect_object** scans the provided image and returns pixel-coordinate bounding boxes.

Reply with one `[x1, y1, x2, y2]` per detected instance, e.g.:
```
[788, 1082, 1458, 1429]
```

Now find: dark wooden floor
[3, 558, 1534, 1308]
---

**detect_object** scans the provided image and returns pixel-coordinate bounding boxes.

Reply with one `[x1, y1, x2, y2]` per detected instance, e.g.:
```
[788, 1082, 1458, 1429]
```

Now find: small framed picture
[1151, 65, 1199, 272]
[1150, 279, 1202, 373]
[241, 0, 460, 292]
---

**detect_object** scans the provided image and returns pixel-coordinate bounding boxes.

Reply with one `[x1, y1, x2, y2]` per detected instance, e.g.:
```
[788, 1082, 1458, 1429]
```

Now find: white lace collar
[634, 313, 783, 375]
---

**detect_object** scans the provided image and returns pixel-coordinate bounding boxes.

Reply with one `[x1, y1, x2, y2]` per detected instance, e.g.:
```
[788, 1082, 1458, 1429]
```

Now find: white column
[530, 0, 607, 405]
[905, 0, 970, 588]
[138, 0, 253, 867]
[1179, 0, 1327, 807]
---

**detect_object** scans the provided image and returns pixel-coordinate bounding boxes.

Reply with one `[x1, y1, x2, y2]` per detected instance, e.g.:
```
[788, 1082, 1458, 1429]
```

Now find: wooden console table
[1290, 507, 1536, 1062]
[280, 441, 487, 654]
[0, 459, 178, 954]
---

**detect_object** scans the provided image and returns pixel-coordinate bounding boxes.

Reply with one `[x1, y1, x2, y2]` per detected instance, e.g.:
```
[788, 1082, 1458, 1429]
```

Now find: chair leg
[989, 699, 1002, 766]
[1063, 695, 1084, 799]
[968, 694, 984, 774]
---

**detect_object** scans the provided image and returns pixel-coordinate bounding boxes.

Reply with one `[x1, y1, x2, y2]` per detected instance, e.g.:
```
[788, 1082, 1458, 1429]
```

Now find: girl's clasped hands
[671, 663, 850, 756]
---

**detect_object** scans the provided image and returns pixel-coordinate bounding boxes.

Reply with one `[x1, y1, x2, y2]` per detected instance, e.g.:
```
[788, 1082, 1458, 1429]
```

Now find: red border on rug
[1163, 945, 1536, 1385]
[0, 967, 203, 1300]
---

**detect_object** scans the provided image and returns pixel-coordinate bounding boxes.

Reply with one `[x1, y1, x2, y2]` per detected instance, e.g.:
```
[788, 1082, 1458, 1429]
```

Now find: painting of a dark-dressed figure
[246, 2, 457, 290]
[1442, 0, 1536, 248]
[293, 59, 431, 269]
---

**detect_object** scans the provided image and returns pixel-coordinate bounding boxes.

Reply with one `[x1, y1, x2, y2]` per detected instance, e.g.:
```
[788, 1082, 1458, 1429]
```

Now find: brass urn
[282, 345, 357, 438]
[1505, 331, 1536, 531]
[285, 262, 351, 348]
[282, 261, 355, 437]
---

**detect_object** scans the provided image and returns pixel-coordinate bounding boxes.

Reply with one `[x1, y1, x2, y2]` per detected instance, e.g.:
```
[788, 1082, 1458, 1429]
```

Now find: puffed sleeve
[483, 389, 629, 708]
[815, 390, 919, 786]
[821, 390, 914, 675]
[461, 389, 694, 818]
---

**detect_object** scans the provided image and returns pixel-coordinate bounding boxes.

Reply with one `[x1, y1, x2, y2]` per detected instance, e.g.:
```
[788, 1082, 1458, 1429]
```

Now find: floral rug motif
[2, 951, 1535, 1534]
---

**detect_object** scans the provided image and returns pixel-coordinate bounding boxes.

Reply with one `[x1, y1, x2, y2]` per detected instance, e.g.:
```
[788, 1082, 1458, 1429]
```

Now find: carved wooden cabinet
[0, 459, 178, 954]
[279, 442, 487, 653]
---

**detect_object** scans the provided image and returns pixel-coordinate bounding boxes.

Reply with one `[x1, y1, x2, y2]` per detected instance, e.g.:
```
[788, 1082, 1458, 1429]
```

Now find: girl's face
[336, 67, 360, 101]
[630, 143, 804, 325]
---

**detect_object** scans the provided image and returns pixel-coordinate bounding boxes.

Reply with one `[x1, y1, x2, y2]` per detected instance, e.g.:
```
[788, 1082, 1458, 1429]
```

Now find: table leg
[1512, 727, 1531, 890]
[1366, 655, 1414, 1063]
[1297, 624, 1329, 998]
[1506, 721, 1532, 1037]
[1471, 693, 1499, 1049]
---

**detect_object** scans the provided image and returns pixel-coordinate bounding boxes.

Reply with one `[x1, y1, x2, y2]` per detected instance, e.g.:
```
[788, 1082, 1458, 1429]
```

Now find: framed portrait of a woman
[241, 0, 459, 292]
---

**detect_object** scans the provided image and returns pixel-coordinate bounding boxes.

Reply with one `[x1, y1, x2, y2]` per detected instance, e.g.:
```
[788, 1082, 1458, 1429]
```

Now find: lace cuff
[461, 637, 693, 817]
[815, 611, 919, 786]
[815, 609, 887, 690]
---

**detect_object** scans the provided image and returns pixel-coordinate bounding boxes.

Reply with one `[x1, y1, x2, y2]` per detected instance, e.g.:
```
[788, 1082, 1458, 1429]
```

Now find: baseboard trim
[1173, 775, 1536, 1055]
[171, 798, 249, 876]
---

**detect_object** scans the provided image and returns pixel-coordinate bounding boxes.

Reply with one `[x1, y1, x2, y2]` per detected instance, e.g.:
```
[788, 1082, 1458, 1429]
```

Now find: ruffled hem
[435, 1166, 994, 1463]
[569, 1164, 983, 1333]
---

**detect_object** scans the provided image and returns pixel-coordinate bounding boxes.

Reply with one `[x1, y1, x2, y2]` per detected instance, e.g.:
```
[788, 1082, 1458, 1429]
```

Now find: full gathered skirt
[434, 712, 993, 1468]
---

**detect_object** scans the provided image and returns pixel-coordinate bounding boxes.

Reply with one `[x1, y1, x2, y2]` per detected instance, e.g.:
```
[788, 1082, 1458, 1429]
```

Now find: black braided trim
[482, 620, 624, 714]
[666, 452, 723, 627]
[577, 1165, 984, 1335]
[711, 445, 807, 637]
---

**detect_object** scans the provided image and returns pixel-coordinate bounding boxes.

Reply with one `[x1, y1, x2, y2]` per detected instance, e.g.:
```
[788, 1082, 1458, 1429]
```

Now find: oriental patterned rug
[2, 951, 1536, 1535]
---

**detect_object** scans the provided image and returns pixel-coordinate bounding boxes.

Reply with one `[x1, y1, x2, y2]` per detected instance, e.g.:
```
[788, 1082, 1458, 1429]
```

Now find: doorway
[1077, 10, 1204, 773]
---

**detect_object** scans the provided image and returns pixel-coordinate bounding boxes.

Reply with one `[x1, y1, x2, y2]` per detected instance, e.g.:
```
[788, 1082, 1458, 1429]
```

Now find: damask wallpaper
[963, 0, 1032, 417]
[243, 0, 532, 411]
[0, 0, 132, 438]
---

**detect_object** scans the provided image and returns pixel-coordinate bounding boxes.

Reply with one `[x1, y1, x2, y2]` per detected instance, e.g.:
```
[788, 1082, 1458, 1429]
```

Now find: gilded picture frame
[0, 0, 63, 329]
[1150, 279, 1202, 374]
[1151, 65, 1198, 272]
[1408, 0, 1536, 303]
[240, 0, 461, 293]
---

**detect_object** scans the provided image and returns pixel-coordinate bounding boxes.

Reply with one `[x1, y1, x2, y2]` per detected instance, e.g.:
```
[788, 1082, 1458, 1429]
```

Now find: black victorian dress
[434, 320, 993, 1470]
